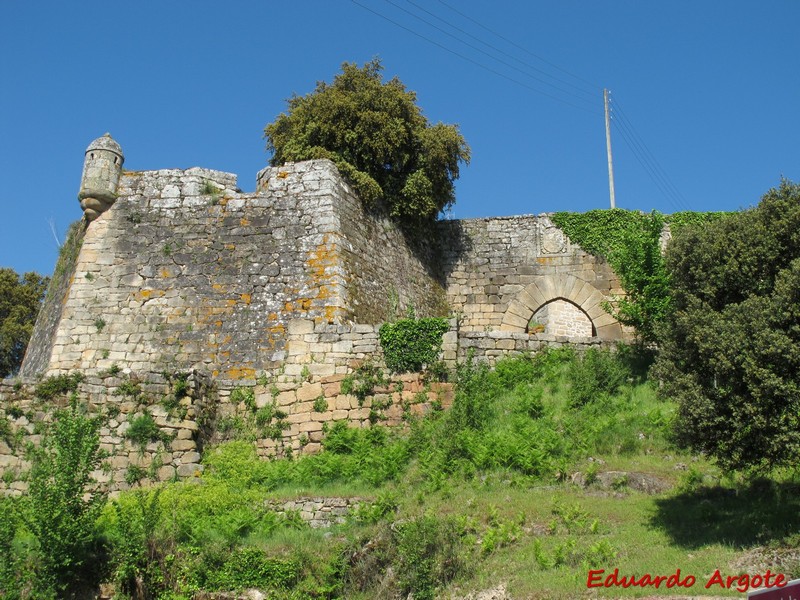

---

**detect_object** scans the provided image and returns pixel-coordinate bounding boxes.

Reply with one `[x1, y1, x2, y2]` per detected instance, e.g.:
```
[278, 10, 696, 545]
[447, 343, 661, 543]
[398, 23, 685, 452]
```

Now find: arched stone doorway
[529, 299, 594, 337]
[500, 274, 623, 340]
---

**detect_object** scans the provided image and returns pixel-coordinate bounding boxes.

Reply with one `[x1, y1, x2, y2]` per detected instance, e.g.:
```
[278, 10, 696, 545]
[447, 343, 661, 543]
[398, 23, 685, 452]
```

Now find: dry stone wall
[217, 319, 454, 458]
[456, 330, 606, 367]
[2, 319, 454, 494]
[264, 496, 364, 528]
[0, 371, 213, 496]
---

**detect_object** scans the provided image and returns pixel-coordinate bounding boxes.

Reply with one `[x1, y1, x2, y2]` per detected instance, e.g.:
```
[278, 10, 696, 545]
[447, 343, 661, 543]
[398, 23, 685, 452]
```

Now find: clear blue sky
[2, 1, 799, 276]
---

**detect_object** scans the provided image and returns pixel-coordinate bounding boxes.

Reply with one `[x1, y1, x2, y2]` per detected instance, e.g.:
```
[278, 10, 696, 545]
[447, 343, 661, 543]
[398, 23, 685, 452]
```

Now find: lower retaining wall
[264, 496, 365, 528]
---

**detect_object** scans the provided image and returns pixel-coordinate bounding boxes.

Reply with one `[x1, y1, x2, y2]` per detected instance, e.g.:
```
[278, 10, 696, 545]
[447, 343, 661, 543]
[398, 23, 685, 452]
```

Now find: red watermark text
[586, 568, 787, 593]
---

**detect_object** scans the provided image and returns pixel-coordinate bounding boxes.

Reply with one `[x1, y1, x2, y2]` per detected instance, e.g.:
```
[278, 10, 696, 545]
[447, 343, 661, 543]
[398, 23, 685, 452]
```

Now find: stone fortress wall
[1, 134, 627, 493]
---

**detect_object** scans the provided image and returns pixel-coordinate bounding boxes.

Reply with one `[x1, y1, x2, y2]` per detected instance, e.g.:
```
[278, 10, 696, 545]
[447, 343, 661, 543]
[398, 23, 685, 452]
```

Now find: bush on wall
[379, 316, 449, 373]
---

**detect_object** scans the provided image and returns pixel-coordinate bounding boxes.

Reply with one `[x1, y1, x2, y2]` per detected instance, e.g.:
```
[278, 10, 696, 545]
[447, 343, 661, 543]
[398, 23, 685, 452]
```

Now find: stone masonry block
[592, 312, 618, 328]
[506, 300, 532, 320]
[572, 282, 595, 307]
[502, 312, 528, 329]
[296, 382, 323, 402]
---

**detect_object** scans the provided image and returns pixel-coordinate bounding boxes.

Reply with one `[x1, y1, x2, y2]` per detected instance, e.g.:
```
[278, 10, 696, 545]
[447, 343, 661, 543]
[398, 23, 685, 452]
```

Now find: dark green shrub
[657, 180, 800, 470]
[264, 59, 470, 223]
[0, 268, 48, 379]
[379, 316, 450, 373]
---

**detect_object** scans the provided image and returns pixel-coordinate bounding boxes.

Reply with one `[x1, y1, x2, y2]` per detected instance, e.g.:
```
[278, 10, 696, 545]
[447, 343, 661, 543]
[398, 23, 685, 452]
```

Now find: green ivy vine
[550, 209, 729, 343]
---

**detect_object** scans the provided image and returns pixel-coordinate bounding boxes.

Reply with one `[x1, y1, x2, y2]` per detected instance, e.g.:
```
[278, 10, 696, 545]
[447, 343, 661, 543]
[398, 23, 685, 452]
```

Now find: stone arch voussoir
[500, 274, 623, 340]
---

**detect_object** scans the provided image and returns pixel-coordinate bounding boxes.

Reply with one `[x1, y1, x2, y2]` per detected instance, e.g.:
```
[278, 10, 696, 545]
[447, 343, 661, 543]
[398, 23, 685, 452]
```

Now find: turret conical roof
[85, 133, 124, 160]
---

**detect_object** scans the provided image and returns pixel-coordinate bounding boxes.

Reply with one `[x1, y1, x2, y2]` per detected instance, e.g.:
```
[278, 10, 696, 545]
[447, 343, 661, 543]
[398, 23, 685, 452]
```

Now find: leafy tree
[0, 268, 48, 378]
[264, 59, 470, 222]
[655, 180, 800, 471]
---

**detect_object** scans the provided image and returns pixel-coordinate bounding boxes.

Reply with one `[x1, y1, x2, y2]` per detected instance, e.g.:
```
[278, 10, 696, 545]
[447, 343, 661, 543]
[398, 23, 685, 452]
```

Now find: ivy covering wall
[550, 209, 730, 343]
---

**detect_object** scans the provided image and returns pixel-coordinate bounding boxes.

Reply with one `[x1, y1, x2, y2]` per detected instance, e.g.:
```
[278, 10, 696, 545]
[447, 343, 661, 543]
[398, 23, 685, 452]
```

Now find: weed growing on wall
[379, 315, 449, 373]
[340, 361, 388, 405]
[125, 412, 168, 450]
[33, 372, 84, 400]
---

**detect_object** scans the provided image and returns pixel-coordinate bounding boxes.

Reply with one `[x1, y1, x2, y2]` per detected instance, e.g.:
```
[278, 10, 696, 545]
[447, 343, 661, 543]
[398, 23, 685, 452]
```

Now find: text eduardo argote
[586, 567, 789, 594]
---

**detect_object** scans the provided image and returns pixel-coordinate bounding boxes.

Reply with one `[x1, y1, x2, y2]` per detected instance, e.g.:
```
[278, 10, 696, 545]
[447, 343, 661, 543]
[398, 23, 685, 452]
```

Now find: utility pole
[604, 88, 616, 209]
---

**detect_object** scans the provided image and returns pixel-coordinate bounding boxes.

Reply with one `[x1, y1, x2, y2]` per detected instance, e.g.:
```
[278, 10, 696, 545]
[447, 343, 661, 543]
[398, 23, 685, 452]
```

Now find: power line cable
[612, 104, 690, 210]
[609, 107, 691, 211]
[610, 94, 692, 211]
[382, 0, 597, 109]
[611, 118, 688, 213]
[402, 0, 598, 101]
[436, 0, 601, 91]
[350, 0, 603, 115]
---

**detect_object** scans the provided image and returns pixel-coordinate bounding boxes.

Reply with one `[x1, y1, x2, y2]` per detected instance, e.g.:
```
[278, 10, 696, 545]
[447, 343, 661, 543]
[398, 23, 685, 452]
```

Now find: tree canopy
[0, 268, 48, 378]
[654, 180, 800, 471]
[264, 59, 470, 222]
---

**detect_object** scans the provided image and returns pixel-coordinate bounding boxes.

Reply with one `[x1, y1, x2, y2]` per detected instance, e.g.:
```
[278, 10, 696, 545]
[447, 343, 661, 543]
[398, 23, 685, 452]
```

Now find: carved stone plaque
[538, 217, 568, 255]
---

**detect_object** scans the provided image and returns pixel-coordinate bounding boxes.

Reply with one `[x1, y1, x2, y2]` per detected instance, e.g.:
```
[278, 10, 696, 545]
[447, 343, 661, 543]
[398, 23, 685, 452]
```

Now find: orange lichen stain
[227, 367, 256, 380]
[222, 335, 233, 344]
[226, 299, 236, 307]
[160, 268, 171, 278]
[322, 305, 340, 323]
[212, 284, 225, 292]
[284, 301, 294, 312]
[215, 320, 223, 327]
[305, 235, 339, 281]
[225, 243, 236, 251]
[537, 257, 553, 265]
[212, 370, 219, 378]
[316, 285, 333, 300]
[277, 171, 288, 179]
[239, 218, 250, 227]
[240, 293, 251, 305]
[268, 323, 286, 335]
[135, 289, 165, 301]
[267, 312, 278, 321]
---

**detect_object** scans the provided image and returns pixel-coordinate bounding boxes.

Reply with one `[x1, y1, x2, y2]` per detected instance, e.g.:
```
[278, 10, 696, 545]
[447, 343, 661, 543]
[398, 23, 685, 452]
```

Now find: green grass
[81, 348, 800, 598]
